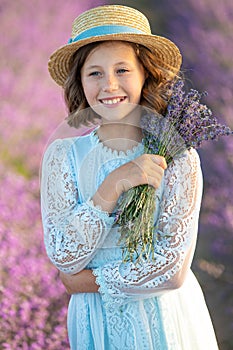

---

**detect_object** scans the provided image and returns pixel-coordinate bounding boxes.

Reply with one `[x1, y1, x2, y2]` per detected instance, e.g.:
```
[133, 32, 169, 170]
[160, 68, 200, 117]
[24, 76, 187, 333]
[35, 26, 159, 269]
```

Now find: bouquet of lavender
[116, 80, 232, 263]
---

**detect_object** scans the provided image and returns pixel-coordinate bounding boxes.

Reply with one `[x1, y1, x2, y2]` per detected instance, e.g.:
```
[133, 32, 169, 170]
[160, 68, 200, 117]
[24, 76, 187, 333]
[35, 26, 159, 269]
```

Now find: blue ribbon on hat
[68, 25, 146, 44]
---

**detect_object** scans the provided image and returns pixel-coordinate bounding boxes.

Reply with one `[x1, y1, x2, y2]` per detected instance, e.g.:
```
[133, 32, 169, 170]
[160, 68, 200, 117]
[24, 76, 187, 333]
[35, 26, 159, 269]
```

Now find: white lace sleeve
[41, 139, 115, 274]
[93, 148, 203, 307]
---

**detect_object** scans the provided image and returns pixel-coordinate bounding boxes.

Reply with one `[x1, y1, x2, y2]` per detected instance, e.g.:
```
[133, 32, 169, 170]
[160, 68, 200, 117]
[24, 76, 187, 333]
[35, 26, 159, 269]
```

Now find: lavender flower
[142, 80, 232, 157]
[116, 79, 232, 263]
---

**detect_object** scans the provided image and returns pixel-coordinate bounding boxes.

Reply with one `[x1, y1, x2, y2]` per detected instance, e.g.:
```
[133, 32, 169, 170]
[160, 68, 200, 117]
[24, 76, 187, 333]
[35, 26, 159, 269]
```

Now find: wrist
[92, 171, 120, 213]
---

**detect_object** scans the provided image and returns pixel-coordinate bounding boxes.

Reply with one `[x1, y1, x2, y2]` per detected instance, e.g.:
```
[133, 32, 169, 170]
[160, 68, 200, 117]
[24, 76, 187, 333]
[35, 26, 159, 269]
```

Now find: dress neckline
[90, 128, 144, 158]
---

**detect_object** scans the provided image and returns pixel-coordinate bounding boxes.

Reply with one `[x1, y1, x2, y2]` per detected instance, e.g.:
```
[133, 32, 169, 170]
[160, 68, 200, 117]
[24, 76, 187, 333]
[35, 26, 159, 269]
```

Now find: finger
[147, 172, 164, 189]
[152, 155, 167, 170]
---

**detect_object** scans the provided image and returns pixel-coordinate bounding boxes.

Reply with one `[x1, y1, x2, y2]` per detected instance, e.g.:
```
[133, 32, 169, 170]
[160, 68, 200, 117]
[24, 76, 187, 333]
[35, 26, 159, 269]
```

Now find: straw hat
[48, 5, 182, 87]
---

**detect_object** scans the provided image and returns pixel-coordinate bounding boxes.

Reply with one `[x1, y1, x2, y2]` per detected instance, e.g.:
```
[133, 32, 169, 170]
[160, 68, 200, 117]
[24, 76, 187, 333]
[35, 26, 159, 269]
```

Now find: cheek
[131, 79, 144, 98]
[82, 81, 96, 103]
[126, 73, 145, 93]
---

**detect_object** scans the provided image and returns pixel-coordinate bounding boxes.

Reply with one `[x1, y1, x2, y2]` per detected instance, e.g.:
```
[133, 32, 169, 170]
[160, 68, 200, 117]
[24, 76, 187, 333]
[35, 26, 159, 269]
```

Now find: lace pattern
[40, 134, 219, 349]
[93, 148, 203, 307]
[41, 134, 143, 274]
[41, 134, 203, 305]
[41, 138, 115, 274]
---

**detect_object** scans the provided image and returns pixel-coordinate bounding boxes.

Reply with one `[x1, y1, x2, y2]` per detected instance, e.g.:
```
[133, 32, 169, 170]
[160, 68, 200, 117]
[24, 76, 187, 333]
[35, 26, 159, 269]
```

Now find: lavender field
[1, 0, 232, 349]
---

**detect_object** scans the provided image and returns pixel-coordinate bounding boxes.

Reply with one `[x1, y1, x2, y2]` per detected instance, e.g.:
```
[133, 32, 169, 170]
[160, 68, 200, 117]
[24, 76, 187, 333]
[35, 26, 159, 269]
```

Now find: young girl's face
[81, 41, 146, 124]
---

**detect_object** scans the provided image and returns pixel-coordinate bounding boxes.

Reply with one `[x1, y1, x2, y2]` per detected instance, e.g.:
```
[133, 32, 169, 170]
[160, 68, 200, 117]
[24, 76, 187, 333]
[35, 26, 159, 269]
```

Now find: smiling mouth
[100, 97, 127, 105]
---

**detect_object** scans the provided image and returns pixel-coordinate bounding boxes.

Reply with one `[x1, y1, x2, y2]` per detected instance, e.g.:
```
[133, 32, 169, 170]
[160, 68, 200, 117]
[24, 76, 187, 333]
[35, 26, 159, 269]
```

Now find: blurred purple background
[0, 0, 232, 348]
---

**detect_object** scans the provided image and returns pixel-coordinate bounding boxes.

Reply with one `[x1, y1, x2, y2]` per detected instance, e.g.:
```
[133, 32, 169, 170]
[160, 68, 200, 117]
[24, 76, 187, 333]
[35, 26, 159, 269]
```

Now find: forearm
[92, 169, 121, 213]
[92, 154, 167, 213]
[59, 269, 99, 294]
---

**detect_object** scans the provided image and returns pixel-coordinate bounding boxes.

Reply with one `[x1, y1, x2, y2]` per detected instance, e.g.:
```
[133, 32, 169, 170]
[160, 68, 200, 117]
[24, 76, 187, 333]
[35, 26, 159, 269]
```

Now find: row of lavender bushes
[1, 0, 232, 348]
[153, 1, 233, 349]
[0, 0, 101, 348]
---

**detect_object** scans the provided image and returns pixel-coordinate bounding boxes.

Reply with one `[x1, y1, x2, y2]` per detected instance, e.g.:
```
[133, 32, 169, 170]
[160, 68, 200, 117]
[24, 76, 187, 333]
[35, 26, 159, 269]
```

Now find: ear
[143, 69, 149, 85]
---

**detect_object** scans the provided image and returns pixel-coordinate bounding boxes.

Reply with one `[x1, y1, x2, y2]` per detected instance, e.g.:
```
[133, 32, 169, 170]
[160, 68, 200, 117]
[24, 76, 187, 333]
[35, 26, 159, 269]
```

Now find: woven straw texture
[48, 5, 182, 86]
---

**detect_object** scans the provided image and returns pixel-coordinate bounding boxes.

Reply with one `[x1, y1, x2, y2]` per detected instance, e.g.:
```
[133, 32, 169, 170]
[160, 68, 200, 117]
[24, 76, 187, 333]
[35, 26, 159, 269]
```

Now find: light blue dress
[41, 130, 219, 349]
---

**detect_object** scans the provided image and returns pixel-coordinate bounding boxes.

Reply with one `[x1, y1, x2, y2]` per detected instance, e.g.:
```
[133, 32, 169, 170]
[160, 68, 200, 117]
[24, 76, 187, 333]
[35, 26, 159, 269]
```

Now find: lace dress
[41, 130, 219, 350]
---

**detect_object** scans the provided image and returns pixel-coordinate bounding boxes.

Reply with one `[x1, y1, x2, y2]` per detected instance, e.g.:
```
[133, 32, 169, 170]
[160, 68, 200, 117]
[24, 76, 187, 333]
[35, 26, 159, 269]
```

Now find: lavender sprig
[116, 80, 232, 263]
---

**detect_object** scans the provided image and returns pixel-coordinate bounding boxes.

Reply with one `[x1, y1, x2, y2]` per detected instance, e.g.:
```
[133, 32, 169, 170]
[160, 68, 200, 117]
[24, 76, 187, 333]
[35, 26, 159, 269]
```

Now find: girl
[41, 5, 219, 349]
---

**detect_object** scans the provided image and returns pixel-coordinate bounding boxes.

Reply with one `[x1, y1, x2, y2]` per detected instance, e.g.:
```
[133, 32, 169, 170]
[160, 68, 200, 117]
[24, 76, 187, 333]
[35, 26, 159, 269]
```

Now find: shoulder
[166, 148, 202, 180]
[184, 148, 201, 166]
[174, 148, 201, 167]
[43, 132, 95, 158]
[42, 138, 75, 163]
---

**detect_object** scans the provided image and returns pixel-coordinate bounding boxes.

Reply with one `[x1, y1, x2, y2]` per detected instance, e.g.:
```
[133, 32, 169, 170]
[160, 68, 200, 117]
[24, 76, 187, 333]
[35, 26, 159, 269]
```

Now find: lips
[99, 96, 126, 105]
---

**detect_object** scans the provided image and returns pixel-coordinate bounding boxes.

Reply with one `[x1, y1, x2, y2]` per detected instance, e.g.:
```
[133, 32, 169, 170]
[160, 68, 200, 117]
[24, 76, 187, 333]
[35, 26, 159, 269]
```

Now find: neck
[97, 123, 142, 152]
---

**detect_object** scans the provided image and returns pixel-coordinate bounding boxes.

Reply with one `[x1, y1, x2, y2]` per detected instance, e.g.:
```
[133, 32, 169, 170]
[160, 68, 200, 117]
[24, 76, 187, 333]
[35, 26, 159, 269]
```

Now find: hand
[114, 154, 167, 194]
[59, 270, 99, 294]
[92, 154, 167, 213]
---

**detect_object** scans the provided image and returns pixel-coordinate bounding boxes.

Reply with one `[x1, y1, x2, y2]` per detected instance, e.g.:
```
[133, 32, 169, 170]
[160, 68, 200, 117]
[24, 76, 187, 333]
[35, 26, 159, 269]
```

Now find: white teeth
[101, 98, 123, 105]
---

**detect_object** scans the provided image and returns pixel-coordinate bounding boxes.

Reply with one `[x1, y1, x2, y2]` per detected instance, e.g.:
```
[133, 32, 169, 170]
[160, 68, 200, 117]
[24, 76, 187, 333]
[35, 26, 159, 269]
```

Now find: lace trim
[86, 198, 114, 219]
[91, 128, 144, 158]
[93, 149, 203, 307]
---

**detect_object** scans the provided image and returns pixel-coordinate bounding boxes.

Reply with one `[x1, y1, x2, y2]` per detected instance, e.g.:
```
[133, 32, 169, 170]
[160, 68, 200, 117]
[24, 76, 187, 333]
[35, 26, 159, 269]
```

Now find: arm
[59, 149, 203, 303]
[41, 139, 115, 274]
[41, 138, 166, 275]
[93, 149, 203, 306]
[59, 270, 99, 293]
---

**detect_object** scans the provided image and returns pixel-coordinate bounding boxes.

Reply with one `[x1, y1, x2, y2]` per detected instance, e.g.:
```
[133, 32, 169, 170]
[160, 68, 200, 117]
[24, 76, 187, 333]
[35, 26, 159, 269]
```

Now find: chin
[92, 103, 140, 123]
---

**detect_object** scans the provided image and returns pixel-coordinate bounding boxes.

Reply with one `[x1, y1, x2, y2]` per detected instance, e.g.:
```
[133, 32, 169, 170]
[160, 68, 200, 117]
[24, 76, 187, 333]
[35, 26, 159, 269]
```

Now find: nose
[102, 73, 118, 92]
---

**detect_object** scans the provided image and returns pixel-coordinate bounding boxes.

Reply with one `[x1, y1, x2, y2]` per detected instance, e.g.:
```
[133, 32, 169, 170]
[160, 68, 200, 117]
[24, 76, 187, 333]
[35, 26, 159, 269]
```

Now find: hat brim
[48, 33, 182, 87]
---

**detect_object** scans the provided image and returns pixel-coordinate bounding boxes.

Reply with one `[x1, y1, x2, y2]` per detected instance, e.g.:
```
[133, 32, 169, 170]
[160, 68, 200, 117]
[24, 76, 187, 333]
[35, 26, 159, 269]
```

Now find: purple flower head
[141, 79, 233, 163]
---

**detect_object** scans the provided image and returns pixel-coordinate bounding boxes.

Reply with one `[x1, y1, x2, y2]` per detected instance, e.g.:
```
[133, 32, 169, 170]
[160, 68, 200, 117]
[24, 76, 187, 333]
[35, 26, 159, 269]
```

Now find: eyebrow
[85, 61, 131, 70]
[85, 65, 101, 70]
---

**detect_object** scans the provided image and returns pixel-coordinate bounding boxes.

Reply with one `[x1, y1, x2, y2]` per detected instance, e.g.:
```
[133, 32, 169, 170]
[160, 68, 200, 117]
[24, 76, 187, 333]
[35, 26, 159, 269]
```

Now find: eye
[117, 68, 129, 74]
[89, 71, 102, 77]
